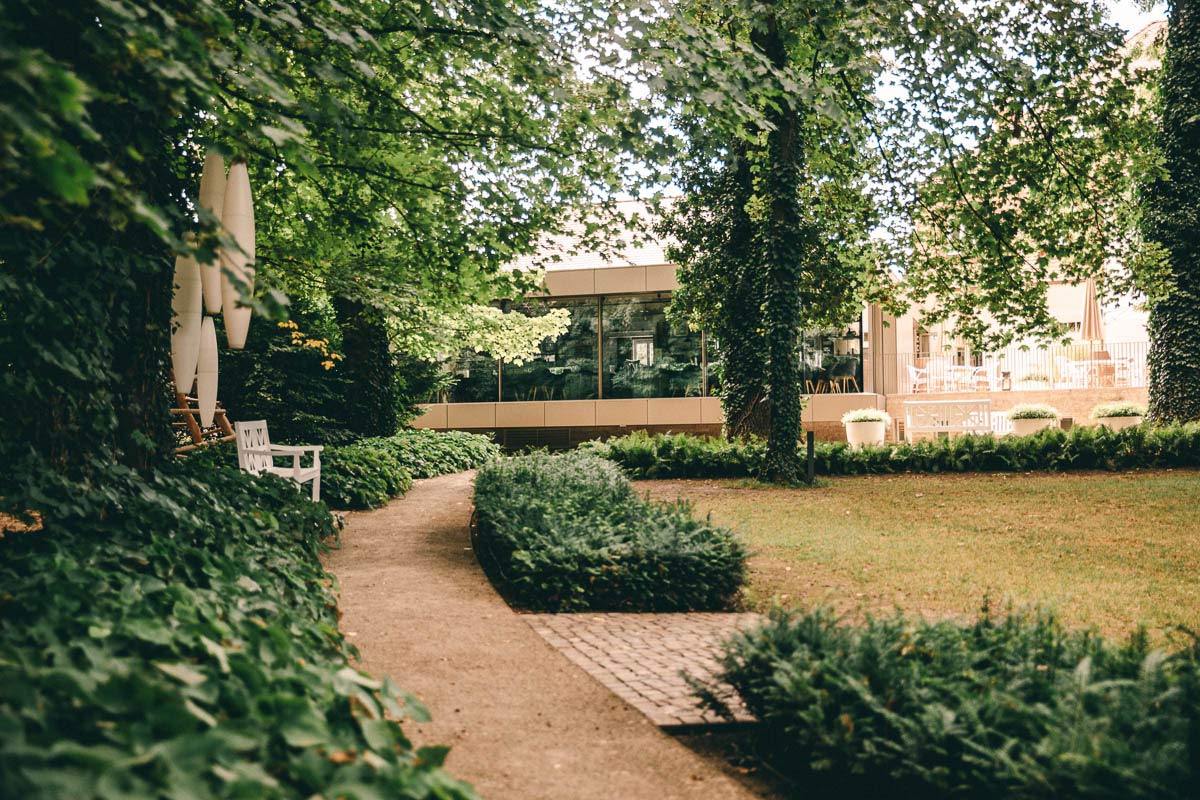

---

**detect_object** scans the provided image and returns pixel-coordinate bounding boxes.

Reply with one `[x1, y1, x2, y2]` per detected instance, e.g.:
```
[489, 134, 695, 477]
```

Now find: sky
[1108, 0, 1165, 33]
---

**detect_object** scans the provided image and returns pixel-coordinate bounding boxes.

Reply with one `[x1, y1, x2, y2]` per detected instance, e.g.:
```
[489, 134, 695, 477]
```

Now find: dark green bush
[587, 424, 1200, 479]
[0, 459, 474, 800]
[701, 608, 1200, 799]
[360, 429, 500, 478]
[472, 451, 748, 612]
[321, 444, 413, 510]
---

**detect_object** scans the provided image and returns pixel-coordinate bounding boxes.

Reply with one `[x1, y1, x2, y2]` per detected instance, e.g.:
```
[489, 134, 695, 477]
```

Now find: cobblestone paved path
[527, 613, 760, 727]
[325, 472, 757, 800]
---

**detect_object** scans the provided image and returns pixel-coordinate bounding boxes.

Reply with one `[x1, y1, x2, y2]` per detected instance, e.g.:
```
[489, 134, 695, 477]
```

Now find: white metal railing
[882, 341, 1147, 395]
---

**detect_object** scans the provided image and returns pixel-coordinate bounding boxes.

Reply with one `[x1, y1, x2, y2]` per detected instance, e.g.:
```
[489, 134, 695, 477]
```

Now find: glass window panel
[501, 298, 598, 401]
[799, 317, 863, 393]
[447, 350, 498, 402]
[602, 294, 703, 398]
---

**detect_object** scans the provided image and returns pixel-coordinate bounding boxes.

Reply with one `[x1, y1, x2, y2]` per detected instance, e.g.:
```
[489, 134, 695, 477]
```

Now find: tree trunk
[333, 296, 400, 438]
[754, 10, 806, 483]
[1147, 0, 1200, 423]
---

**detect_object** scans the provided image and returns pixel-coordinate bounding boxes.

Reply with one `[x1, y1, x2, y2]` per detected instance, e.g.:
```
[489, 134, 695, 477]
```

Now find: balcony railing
[878, 341, 1148, 395]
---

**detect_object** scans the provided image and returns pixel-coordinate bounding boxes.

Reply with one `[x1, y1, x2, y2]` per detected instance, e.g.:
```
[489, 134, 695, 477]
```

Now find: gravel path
[325, 472, 756, 800]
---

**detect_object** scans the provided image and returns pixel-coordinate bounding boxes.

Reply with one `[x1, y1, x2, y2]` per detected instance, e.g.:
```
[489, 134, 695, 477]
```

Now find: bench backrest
[904, 399, 992, 441]
[235, 419, 273, 474]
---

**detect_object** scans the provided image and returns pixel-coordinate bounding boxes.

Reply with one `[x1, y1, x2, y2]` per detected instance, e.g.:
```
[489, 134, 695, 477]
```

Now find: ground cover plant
[471, 451, 747, 612]
[359, 430, 500, 479]
[587, 425, 1200, 479]
[639, 471, 1200, 637]
[700, 608, 1200, 799]
[0, 459, 473, 800]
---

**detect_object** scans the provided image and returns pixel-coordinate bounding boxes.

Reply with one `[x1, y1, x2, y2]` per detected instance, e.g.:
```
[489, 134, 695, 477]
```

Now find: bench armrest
[267, 444, 324, 454]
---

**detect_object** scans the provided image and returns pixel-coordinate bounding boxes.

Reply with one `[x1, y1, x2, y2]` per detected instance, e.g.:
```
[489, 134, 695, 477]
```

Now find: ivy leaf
[153, 662, 206, 687]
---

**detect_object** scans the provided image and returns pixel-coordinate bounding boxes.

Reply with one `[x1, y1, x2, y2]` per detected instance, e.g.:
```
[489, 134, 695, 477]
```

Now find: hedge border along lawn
[186, 429, 500, 510]
[698, 608, 1200, 800]
[471, 451, 748, 612]
[0, 459, 476, 800]
[581, 423, 1200, 479]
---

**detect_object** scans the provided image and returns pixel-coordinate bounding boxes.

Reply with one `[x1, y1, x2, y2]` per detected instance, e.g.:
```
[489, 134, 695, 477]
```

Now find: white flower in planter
[841, 408, 892, 449]
[1007, 403, 1060, 436]
[1091, 402, 1146, 431]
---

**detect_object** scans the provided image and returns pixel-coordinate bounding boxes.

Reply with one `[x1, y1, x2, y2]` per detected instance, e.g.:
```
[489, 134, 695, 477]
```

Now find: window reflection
[602, 294, 704, 398]
[799, 321, 863, 393]
[447, 350, 499, 403]
[500, 298, 598, 401]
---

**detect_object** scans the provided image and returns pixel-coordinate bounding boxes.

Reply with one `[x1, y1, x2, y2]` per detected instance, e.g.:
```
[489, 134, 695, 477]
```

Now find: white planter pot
[198, 154, 226, 314]
[170, 251, 203, 393]
[221, 161, 255, 349]
[845, 420, 887, 449]
[197, 316, 219, 428]
[1096, 415, 1142, 431]
[1011, 417, 1057, 436]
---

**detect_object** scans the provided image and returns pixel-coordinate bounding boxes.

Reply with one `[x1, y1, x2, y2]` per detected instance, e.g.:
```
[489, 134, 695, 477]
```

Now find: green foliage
[1007, 403, 1061, 420]
[217, 301, 358, 446]
[472, 452, 748, 612]
[1146, 5, 1200, 423]
[360, 430, 500, 479]
[588, 426, 1200, 479]
[1092, 401, 1147, 418]
[580, 432, 767, 479]
[841, 408, 893, 425]
[0, 459, 475, 800]
[699, 607, 1199, 798]
[320, 446, 412, 512]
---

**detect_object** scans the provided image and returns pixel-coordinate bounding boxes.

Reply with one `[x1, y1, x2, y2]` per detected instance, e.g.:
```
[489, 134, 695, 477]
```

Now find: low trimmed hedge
[472, 451, 748, 612]
[186, 429, 499, 510]
[584, 424, 1200, 479]
[0, 460, 474, 799]
[359, 429, 500, 478]
[700, 608, 1200, 799]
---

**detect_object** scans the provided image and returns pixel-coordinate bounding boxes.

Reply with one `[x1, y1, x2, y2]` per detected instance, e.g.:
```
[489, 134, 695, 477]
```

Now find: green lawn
[641, 470, 1200, 639]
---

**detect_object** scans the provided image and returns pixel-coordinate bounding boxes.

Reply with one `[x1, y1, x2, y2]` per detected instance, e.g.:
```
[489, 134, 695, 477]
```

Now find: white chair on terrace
[907, 365, 929, 393]
[235, 420, 324, 501]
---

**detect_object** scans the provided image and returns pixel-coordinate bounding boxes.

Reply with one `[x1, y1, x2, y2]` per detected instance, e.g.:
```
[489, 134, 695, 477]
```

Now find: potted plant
[842, 408, 892, 448]
[1091, 401, 1146, 431]
[1007, 403, 1060, 436]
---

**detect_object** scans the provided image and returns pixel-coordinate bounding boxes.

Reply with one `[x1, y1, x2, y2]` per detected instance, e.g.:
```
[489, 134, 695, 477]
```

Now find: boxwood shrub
[359, 429, 500, 478]
[586, 424, 1200, 479]
[0, 459, 474, 799]
[472, 451, 747, 612]
[699, 608, 1200, 799]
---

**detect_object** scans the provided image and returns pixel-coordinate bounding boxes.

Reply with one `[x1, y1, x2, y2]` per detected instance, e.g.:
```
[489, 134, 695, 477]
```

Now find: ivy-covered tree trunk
[1147, 1, 1200, 424]
[334, 297, 401, 438]
[755, 12, 806, 483]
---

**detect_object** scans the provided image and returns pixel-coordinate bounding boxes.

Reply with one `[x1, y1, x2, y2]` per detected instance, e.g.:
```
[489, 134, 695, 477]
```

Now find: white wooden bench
[903, 399, 992, 443]
[235, 420, 323, 501]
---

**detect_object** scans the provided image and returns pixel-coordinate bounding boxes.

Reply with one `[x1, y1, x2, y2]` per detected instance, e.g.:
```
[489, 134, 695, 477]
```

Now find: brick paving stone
[525, 612, 760, 727]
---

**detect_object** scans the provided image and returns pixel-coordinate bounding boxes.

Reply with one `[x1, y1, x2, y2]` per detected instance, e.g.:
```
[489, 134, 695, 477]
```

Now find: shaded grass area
[641, 469, 1200, 639]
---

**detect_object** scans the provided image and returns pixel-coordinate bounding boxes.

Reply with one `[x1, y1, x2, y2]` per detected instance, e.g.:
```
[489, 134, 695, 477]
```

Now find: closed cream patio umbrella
[1081, 277, 1104, 344]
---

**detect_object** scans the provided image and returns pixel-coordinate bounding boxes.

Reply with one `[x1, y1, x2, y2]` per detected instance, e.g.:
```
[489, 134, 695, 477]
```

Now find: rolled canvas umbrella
[1080, 277, 1104, 344]
[197, 316, 219, 427]
[197, 154, 226, 314]
[220, 161, 255, 349]
[169, 250, 203, 393]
